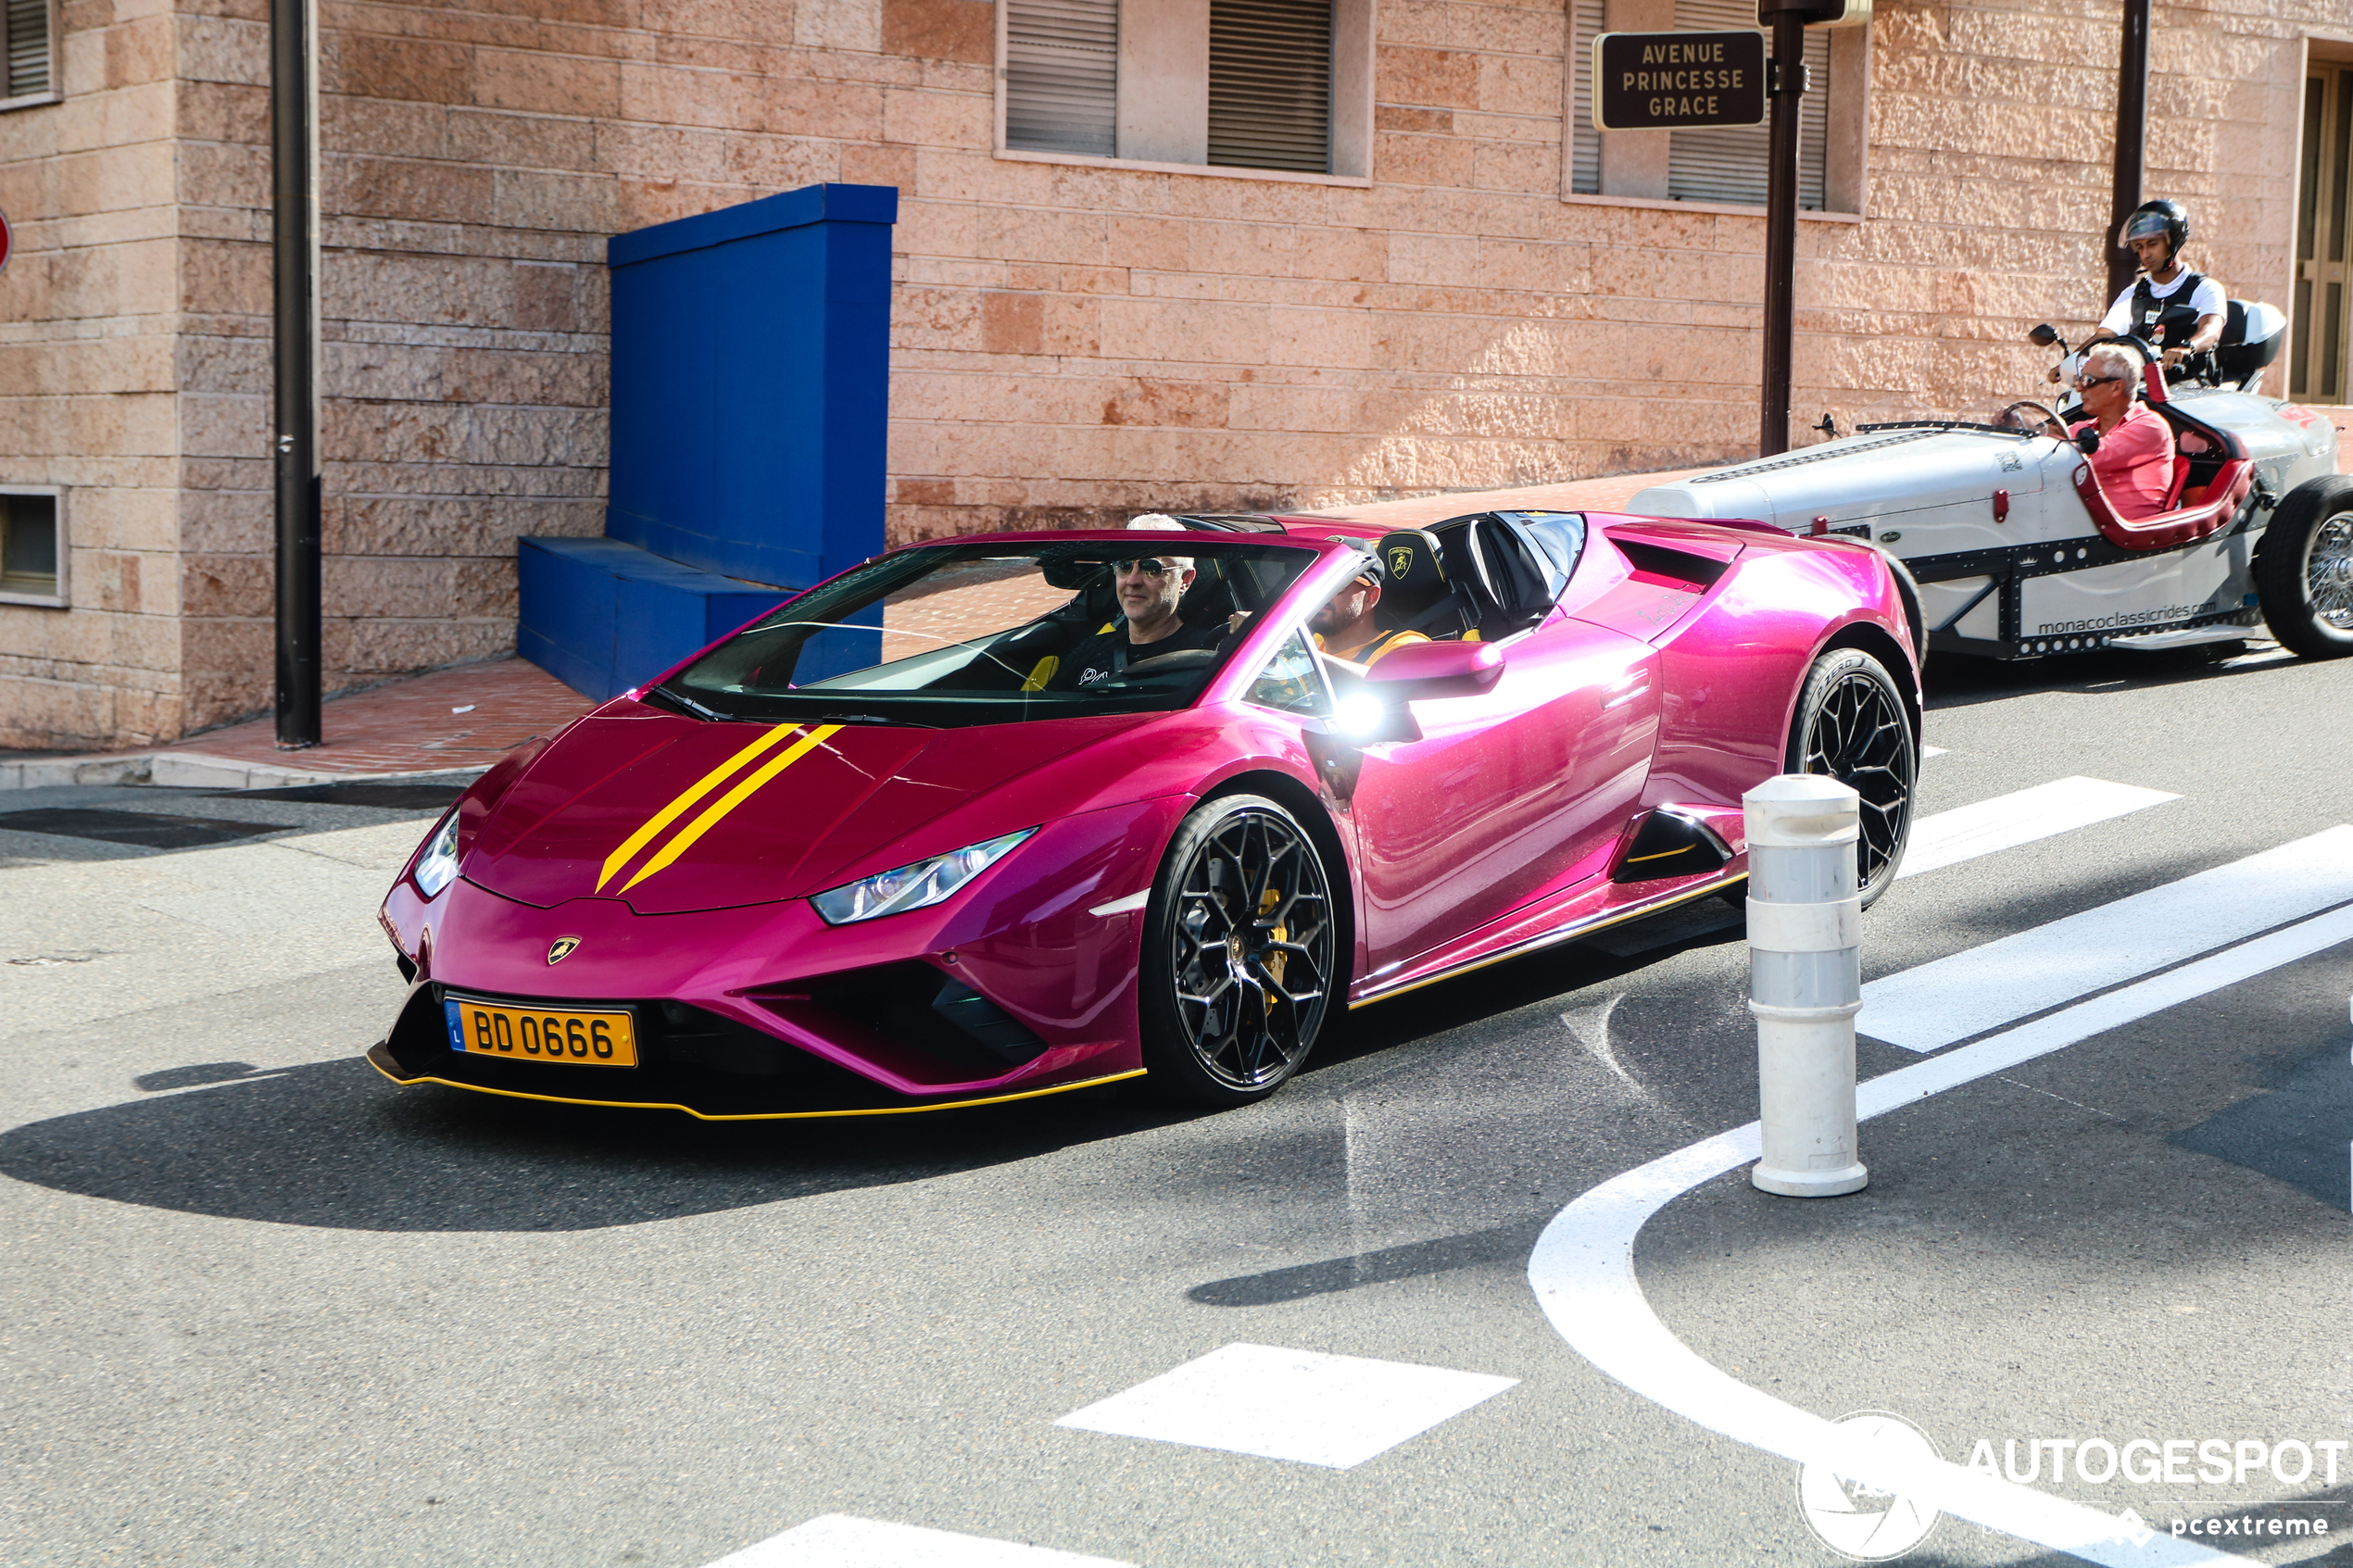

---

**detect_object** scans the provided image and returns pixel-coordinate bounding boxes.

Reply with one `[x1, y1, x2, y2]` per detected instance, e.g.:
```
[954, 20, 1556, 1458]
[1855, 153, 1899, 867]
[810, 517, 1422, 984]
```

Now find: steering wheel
[1995, 400, 2067, 438]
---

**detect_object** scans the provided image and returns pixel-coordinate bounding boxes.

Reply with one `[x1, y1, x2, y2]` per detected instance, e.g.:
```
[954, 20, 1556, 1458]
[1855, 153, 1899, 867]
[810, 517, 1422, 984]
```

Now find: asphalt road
[2, 647, 2348, 1568]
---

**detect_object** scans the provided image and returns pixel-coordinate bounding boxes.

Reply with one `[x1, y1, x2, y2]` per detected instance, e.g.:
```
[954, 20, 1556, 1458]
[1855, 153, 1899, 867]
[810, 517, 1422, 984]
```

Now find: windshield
[655, 539, 1319, 727]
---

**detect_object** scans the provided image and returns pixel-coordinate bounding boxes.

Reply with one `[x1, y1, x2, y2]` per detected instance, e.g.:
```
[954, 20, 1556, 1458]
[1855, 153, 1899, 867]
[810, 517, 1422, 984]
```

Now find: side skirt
[1348, 872, 1745, 1010]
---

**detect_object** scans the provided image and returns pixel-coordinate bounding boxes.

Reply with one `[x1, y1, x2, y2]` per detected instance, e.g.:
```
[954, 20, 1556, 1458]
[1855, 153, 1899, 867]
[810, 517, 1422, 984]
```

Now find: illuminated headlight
[413, 810, 461, 898]
[811, 828, 1038, 926]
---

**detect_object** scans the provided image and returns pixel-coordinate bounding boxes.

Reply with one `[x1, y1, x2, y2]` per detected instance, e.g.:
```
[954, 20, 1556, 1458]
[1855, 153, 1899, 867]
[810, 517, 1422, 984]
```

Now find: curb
[0, 752, 493, 792]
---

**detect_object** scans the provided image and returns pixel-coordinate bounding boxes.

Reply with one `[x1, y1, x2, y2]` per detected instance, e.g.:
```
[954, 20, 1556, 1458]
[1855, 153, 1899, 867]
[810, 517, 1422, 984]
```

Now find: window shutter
[1005, 0, 1118, 157]
[1208, 0, 1331, 173]
[5, 0, 52, 100]
[1666, 0, 1828, 208]
[1568, 0, 1604, 195]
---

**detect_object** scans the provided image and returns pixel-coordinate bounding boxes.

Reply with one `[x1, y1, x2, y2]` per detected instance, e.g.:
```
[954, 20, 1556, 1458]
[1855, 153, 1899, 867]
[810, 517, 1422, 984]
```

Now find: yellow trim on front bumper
[366, 1053, 1147, 1120]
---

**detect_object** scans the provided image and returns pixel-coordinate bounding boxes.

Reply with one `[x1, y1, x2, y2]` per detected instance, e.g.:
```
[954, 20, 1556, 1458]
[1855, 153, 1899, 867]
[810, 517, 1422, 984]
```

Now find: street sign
[1592, 31, 1766, 132]
[0, 207, 12, 275]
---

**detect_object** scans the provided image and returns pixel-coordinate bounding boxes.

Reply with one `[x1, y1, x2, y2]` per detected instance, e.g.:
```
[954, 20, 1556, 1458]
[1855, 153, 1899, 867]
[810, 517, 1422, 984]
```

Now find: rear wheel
[1785, 647, 1918, 908]
[2255, 475, 2353, 659]
[1139, 794, 1339, 1106]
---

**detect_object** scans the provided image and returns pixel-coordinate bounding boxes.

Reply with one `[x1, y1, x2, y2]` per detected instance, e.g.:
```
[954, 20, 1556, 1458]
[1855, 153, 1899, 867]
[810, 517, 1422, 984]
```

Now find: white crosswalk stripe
[1055, 1343, 1516, 1470]
[703, 1514, 1134, 1568]
[1860, 824, 2353, 1051]
[1895, 775, 2178, 879]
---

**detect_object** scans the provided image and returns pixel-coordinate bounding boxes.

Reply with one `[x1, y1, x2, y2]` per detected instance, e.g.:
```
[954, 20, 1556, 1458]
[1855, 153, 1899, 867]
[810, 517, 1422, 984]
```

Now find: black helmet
[2118, 199, 2189, 263]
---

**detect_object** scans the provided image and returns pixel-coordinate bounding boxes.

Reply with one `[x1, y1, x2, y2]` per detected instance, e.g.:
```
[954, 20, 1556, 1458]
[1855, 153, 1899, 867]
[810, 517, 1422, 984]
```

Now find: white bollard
[1744, 774, 1869, 1198]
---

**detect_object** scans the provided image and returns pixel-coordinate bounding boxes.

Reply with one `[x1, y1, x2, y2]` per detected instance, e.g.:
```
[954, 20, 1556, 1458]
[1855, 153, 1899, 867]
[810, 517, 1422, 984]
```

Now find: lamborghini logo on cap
[547, 936, 582, 964]
[1386, 546, 1413, 580]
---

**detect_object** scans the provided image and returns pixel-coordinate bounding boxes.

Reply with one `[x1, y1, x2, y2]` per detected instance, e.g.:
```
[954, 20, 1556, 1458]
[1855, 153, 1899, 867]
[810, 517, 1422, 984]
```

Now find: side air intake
[1611, 807, 1732, 883]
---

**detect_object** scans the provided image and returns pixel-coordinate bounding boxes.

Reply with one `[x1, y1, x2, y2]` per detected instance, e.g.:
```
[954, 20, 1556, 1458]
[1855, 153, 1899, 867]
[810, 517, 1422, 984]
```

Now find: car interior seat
[1431, 515, 1556, 640]
[1369, 529, 1476, 640]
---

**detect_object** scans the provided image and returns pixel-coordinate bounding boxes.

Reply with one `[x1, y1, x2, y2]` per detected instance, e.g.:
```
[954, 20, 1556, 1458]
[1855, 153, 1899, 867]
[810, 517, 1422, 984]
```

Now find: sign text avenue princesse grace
[1592, 31, 1767, 132]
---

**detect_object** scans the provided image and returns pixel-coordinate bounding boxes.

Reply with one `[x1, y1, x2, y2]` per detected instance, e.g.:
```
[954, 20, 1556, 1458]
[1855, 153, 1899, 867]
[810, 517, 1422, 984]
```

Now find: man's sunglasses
[1111, 558, 1180, 576]
[2073, 371, 2129, 388]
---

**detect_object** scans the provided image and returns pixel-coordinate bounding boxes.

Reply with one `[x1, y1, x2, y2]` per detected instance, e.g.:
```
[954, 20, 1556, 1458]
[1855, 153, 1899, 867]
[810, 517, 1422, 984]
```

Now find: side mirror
[2074, 425, 2101, 455]
[2028, 323, 2061, 347]
[1364, 638, 1505, 701]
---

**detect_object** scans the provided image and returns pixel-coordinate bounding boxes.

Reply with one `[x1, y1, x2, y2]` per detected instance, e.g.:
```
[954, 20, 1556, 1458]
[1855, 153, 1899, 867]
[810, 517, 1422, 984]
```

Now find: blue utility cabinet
[517, 182, 897, 699]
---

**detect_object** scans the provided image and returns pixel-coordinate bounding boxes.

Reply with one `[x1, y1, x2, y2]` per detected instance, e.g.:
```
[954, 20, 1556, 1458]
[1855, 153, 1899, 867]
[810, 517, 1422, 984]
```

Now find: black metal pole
[271, 0, 321, 748]
[1759, 7, 1807, 457]
[2106, 0, 2150, 304]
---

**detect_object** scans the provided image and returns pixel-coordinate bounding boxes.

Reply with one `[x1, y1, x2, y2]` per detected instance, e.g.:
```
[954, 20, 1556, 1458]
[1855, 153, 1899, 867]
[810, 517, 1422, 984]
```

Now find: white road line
[1897, 776, 2178, 879]
[1862, 825, 2353, 1051]
[1055, 1342, 1517, 1470]
[704, 1514, 1135, 1568]
[1529, 902, 2353, 1567]
[1923, 746, 1949, 758]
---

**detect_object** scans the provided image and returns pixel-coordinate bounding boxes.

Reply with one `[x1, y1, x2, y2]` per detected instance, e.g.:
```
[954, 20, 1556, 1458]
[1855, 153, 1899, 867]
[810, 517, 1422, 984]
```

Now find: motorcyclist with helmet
[2048, 199, 2225, 383]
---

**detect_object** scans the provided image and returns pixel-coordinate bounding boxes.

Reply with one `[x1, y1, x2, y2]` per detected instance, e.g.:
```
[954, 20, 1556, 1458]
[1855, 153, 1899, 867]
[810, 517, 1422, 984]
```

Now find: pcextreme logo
[597, 722, 839, 895]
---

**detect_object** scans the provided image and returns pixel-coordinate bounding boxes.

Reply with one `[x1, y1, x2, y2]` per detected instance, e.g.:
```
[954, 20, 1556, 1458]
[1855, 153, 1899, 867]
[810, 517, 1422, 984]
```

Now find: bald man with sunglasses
[1045, 553, 1229, 689]
[2066, 342, 2178, 521]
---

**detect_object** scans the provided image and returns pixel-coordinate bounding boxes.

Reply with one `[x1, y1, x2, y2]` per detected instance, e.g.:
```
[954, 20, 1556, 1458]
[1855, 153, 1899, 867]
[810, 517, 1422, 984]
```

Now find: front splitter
[364, 1042, 1145, 1122]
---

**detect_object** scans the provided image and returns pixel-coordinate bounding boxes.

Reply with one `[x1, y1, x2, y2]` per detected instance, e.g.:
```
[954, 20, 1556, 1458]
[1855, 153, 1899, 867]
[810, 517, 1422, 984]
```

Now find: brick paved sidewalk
[1, 658, 597, 790]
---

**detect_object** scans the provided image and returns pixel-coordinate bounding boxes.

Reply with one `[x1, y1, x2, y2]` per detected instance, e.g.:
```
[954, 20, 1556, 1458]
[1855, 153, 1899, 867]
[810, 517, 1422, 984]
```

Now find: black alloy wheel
[1139, 794, 1338, 1106]
[2255, 475, 2353, 659]
[1785, 647, 1918, 909]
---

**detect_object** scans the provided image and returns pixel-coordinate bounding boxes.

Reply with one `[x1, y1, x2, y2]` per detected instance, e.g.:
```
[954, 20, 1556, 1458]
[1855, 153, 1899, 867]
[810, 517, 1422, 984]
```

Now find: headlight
[413, 810, 461, 897]
[811, 828, 1037, 926]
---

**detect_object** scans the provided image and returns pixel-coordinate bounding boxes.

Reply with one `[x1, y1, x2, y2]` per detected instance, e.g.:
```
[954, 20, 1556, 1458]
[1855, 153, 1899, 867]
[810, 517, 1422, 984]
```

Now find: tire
[1785, 647, 1919, 909]
[1139, 794, 1340, 1107]
[2254, 475, 2353, 659]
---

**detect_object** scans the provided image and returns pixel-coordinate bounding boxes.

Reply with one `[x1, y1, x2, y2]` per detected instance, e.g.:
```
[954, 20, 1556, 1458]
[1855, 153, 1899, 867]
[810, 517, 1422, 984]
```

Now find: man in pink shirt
[2068, 343, 2177, 520]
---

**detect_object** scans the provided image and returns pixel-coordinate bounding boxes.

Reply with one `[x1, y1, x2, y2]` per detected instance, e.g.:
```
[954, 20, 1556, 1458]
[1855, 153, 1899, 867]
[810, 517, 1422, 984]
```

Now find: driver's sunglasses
[2074, 371, 2128, 388]
[1111, 558, 1176, 576]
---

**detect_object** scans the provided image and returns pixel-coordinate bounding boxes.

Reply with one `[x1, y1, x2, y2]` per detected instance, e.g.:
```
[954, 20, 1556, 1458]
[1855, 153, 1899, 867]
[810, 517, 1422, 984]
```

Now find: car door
[1330, 532, 1662, 979]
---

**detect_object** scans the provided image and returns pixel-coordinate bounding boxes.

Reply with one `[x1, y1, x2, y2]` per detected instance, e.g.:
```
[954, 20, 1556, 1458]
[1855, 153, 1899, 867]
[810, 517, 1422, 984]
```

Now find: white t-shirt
[2100, 270, 2227, 337]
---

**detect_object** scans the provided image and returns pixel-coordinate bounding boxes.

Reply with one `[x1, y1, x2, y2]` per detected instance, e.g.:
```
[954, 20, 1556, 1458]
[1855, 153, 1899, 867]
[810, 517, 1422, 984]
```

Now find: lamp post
[271, 0, 321, 749]
[1758, 1, 1809, 458]
[2105, 0, 2151, 305]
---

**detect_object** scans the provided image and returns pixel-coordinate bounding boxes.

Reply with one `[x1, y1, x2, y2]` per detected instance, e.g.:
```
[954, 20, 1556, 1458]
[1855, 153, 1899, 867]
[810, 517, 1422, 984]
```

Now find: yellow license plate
[448, 997, 637, 1067]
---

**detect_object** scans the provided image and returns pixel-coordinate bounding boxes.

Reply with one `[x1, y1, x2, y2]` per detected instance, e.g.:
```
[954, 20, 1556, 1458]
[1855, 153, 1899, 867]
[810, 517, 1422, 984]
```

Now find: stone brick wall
[0, 0, 2330, 748]
[0, 0, 184, 747]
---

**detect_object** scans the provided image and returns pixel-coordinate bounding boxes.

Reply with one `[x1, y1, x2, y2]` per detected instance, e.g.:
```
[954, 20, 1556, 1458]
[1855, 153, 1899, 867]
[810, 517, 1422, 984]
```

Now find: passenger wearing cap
[1312, 555, 1431, 675]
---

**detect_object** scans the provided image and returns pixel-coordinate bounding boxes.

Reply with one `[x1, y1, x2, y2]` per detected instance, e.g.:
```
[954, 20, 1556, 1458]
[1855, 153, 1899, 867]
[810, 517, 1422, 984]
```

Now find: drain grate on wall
[0, 809, 289, 849]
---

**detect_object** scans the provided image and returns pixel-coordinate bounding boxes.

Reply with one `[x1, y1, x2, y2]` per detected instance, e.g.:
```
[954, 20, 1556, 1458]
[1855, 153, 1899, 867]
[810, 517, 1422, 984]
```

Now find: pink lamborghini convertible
[371, 510, 1919, 1117]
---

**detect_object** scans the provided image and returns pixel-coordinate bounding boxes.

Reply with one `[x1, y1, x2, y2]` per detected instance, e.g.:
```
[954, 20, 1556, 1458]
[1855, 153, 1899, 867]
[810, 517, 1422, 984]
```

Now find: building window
[1567, 0, 1862, 213]
[1001, 0, 1371, 179]
[2, 0, 57, 107]
[0, 488, 66, 607]
[1208, 0, 1331, 173]
[1005, 0, 1119, 158]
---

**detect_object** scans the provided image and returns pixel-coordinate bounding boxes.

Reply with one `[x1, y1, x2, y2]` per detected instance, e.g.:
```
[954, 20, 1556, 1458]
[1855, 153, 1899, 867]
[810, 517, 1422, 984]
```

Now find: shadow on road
[0, 1057, 1189, 1233]
[1922, 642, 2306, 711]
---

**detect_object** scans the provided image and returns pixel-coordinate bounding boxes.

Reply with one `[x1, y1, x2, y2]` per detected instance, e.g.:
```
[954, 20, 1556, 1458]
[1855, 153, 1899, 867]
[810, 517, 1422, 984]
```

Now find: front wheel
[2255, 475, 2353, 659]
[1785, 647, 1919, 909]
[1139, 794, 1340, 1107]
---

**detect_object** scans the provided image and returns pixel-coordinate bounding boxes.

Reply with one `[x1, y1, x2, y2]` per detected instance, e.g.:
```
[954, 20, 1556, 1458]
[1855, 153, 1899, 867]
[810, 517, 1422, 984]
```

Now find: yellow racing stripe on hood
[617, 725, 842, 895]
[596, 722, 803, 892]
